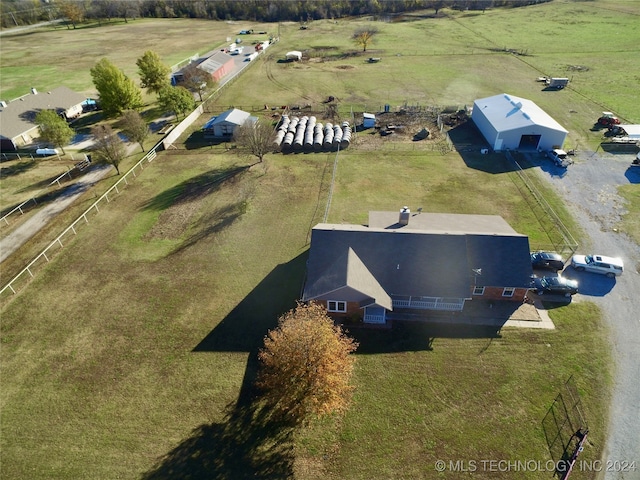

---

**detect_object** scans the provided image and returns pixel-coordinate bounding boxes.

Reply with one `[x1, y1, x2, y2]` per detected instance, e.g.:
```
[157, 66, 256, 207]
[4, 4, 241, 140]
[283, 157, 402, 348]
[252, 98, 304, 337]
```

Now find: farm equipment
[597, 112, 620, 126]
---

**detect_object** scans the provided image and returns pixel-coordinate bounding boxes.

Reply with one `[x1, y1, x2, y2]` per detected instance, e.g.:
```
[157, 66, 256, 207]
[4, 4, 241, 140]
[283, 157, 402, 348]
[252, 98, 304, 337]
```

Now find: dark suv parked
[531, 252, 565, 271]
[533, 276, 579, 297]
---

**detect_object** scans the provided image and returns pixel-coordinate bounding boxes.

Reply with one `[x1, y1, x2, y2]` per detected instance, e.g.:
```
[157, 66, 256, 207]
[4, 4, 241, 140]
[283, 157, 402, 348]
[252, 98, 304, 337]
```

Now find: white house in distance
[0, 86, 86, 151]
[472, 93, 568, 152]
[202, 108, 256, 139]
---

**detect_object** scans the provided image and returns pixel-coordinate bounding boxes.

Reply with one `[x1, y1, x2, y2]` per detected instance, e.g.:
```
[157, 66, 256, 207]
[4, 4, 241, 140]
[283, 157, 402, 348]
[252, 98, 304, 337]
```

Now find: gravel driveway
[530, 149, 640, 479]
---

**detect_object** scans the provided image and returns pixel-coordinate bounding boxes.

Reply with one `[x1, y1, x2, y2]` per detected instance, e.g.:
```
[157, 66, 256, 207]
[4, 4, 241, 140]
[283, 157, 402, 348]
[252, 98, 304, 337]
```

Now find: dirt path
[0, 164, 112, 264]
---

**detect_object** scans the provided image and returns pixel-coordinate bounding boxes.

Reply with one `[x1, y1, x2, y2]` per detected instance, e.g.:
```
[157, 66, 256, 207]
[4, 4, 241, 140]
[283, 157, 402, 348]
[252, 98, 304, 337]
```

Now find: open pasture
[2, 2, 635, 478]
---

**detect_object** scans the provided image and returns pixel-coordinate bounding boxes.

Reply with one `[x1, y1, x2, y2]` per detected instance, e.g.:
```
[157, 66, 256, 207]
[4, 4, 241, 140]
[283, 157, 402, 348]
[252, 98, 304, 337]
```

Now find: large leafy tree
[136, 50, 171, 95]
[256, 302, 358, 425]
[90, 58, 143, 117]
[34, 110, 74, 154]
[158, 86, 195, 120]
[180, 63, 215, 102]
[352, 27, 379, 52]
[120, 110, 150, 152]
[232, 120, 274, 165]
[91, 124, 126, 175]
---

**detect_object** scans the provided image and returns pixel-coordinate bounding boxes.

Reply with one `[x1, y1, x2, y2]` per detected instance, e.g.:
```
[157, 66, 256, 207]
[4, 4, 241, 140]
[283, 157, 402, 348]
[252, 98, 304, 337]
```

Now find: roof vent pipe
[399, 206, 410, 225]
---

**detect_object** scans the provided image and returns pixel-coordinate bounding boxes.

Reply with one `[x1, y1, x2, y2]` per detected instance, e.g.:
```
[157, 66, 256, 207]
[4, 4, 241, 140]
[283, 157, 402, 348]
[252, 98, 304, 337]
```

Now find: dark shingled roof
[302, 213, 532, 304]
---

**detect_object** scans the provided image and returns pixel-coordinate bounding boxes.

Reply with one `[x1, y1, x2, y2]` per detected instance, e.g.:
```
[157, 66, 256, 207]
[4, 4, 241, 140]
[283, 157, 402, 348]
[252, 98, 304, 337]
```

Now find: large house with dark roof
[0, 86, 86, 151]
[302, 208, 533, 325]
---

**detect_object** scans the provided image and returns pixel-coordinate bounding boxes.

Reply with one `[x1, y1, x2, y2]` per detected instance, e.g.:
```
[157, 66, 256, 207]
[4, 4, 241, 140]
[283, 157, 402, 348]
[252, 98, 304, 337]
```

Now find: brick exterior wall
[473, 286, 528, 302]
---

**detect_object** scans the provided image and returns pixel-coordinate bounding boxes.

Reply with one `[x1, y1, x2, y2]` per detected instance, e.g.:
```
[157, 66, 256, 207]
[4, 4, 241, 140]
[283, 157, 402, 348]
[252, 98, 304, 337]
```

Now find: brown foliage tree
[180, 62, 216, 102]
[256, 302, 358, 425]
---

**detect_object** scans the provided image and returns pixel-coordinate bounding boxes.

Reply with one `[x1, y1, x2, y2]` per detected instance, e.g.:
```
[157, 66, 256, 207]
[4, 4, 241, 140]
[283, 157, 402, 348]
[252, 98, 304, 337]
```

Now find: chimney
[31, 87, 38, 95]
[399, 206, 410, 225]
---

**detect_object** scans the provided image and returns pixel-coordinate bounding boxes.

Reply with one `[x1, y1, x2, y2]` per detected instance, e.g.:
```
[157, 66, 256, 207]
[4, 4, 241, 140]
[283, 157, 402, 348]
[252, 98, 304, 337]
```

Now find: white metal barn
[202, 108, 254, 139]
[472, 93, 568, 151]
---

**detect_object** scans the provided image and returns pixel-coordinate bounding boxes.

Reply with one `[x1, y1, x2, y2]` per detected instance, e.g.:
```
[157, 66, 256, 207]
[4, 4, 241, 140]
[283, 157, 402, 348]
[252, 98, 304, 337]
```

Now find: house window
[473, 286, 485, 296]
[502, 287, 515, 297]
[327, 301, 346, 313]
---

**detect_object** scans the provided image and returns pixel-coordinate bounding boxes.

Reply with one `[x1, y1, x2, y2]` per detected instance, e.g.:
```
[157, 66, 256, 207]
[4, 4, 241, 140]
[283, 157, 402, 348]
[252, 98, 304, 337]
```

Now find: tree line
[2, 0, 552, 29]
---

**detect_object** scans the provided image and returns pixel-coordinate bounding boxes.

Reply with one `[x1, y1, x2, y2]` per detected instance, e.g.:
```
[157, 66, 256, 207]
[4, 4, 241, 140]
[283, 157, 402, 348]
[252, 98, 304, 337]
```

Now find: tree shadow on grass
[0, 159, 37, 179]
[141, 389, 296, 480]
[141, 166, 249, 212]
[169, 202, 244, 256]
[142, 254, 310, 479]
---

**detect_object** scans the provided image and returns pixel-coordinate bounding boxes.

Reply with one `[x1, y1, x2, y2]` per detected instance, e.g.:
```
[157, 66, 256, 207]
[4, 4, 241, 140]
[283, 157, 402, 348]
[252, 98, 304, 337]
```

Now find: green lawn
[2, 2, 636, 478]
[0, 146, 612, 479]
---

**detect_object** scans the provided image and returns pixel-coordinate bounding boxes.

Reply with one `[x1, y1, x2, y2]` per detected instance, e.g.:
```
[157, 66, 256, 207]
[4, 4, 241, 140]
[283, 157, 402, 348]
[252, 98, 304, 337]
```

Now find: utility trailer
[545, 77, 569, 89]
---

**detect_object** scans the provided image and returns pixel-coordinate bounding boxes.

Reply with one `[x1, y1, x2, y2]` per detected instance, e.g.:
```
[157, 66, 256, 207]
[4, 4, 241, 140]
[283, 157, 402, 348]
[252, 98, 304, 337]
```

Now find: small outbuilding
[362, 113, 376, 129]
[472, 93, 568, 151]
[202, 108, 256, 139]
[285, 51, 302, 61]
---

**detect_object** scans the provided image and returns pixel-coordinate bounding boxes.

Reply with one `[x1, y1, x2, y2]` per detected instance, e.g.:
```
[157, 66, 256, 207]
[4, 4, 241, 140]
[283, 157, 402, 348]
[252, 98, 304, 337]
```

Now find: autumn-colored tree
[35, 110, 74, 154]
[352, 27, 379, 52]
[232, 120, 274, 165]
[120, 110, 150, 152]
[58, 1, 84, 29]
[256, 302, 358, 425]
[91, 124, 126, 174]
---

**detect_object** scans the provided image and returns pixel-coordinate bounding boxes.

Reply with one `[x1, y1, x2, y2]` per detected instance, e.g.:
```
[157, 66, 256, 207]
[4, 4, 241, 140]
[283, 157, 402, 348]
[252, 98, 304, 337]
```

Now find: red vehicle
[597, 112, 620, 126]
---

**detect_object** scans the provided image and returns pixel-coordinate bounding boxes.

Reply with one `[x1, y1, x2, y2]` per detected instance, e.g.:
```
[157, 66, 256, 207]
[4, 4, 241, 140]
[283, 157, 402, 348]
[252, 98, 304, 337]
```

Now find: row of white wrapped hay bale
[273, 115, 352, 152]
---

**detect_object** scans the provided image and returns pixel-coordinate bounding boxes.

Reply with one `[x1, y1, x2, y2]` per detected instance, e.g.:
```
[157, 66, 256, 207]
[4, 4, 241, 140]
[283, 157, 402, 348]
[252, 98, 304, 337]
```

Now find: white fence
[0, 147, 158, 299]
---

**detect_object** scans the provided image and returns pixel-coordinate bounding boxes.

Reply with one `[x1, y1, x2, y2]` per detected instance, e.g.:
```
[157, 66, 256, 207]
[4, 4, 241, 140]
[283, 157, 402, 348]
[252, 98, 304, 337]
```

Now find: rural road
[0, 164, 112, 264]
[537, 150, 640, 480]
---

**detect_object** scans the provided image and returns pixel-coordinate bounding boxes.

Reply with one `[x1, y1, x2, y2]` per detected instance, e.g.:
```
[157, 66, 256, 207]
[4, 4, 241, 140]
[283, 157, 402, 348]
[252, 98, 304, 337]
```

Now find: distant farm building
[172, 51, 235, 85]
[472, 93, 568, 151]
[203, 108, 256, 139]
[0, 86, 86, 151]
[285, 51, 302, 61]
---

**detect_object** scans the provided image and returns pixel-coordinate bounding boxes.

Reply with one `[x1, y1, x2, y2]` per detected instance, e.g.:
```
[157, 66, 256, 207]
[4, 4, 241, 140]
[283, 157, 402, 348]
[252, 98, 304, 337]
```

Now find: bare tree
[120, 110, 150, 152]
[352, 27, 379, 52]
[91, 124, 126, 175]
[256, 302, 358, 425]
[232, 119, 274, 165]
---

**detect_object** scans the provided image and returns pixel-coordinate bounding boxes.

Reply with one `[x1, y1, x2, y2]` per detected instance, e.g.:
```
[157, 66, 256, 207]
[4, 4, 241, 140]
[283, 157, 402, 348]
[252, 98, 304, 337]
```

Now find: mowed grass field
[1, 1, 637, 478]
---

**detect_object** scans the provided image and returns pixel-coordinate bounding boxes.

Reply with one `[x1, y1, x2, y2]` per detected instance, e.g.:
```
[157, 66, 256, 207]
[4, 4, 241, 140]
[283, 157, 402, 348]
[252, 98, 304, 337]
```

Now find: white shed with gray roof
[472, 93, 568, 152]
